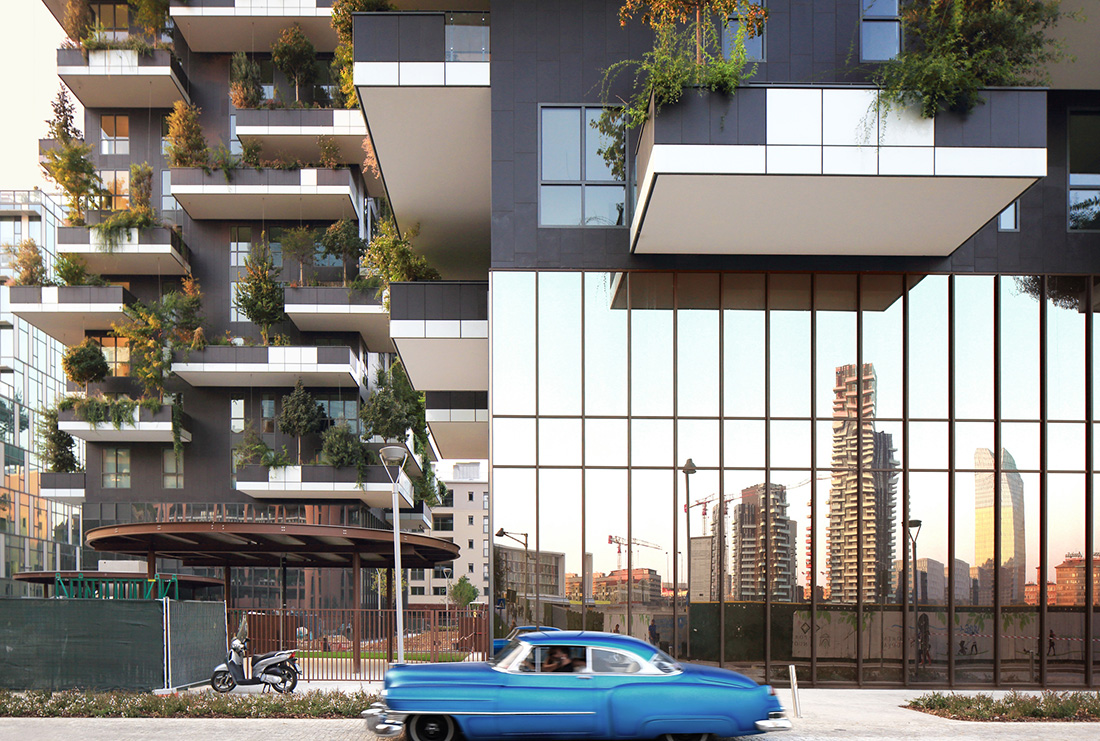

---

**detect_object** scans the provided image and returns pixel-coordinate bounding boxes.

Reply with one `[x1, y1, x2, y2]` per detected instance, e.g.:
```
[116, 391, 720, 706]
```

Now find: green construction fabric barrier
[167, 600, 227, 688]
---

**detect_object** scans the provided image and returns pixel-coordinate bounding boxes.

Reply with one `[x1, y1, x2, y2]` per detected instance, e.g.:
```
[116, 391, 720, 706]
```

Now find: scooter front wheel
[211, 669, 236, 693]
[272, 666, 298, 694]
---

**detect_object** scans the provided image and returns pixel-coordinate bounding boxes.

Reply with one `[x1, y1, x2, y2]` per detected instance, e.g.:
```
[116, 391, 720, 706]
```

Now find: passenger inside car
[540, 646, 586, 673]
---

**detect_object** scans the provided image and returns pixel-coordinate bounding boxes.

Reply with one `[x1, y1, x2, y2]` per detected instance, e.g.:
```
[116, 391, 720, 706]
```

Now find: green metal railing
[54, 573, 180, 600]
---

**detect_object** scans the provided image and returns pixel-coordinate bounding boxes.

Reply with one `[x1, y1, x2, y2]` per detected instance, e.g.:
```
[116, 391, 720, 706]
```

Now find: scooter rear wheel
[211, 669, 236, 693]
[272, 667, 298, 694]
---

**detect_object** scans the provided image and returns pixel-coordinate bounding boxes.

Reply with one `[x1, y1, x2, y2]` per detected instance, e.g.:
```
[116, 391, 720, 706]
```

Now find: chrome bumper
[755, 711, 793, 731]
[362, 702, 406, 738]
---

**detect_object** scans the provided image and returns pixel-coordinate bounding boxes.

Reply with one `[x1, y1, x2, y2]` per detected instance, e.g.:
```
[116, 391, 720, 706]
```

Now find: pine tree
[165, 101, 209, 168]
[449, 575, 479, 608]
[3, 239, 49, 286]
[38, 407, 81, 473]
[46, 86, 81, 143]
[279, 379, 325, 464]
[234, 238, 286, 345]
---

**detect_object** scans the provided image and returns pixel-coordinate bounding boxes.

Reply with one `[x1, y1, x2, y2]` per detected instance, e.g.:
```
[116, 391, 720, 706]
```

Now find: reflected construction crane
[608, 534, 661, 570]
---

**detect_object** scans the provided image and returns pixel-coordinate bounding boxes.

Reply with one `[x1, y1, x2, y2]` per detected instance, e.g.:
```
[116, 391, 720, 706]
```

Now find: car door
[496, 645, 601, 736]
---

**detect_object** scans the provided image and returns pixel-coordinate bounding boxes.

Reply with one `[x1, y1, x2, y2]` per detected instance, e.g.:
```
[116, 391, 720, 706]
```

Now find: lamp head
[681, 458, 697, 475]
[908, 519, 922, 529]
[495, 527, 506, 537]
[380, 445, 407, 465]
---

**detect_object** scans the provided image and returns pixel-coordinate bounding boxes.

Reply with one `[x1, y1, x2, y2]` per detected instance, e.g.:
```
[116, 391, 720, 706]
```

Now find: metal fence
[227, 606, 491, 681]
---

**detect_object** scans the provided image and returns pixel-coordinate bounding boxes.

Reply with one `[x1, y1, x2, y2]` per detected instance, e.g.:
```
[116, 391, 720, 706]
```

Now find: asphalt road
[0, 689, 1096, 740]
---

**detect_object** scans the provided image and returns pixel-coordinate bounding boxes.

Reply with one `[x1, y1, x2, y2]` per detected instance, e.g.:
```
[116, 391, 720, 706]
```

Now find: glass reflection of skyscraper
[973, 448, 1026, 604]
[827, 364, 897, 603]
[731, 483, 797, 601]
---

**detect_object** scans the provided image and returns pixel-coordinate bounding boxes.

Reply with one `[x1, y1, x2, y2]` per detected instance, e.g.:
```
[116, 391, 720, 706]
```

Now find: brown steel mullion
[1039, 275, 1048, 686]
[947, 276, 956, 688]
[1086, 276, 1095, 688]
[993, 276, 1002, 687]
[902, 275, 911, 687]
[856, 273, 864, 686]
[809, 273, 818, 687]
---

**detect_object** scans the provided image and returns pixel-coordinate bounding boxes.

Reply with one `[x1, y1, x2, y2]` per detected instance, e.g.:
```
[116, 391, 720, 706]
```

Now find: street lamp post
[381, 445, 409, 664]
[680, 458, 696, 659]
[907, 518, 922, 674]
[496, 528, 529, 623]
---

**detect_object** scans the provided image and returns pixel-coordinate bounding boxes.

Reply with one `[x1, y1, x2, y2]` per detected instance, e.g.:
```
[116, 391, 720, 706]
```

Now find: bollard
[788, 664, 802, 719]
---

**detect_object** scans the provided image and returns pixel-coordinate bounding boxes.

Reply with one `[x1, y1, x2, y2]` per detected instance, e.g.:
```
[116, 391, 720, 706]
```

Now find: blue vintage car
[363, 630, 791, 740]
[491, 624, 562, 656]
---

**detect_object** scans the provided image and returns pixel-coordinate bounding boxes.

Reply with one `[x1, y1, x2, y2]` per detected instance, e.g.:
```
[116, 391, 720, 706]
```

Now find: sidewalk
[0, 686, 1096, 740]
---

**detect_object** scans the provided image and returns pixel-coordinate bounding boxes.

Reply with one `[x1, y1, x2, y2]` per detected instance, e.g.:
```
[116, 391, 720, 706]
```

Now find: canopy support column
[352, 552, 362, 675]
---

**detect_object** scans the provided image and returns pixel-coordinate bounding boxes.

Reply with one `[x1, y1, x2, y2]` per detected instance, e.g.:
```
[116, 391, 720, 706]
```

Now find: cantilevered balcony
[284, 286, 392, 352]
[171, 345, 366, 388]
[389, 281, 487, 392]
[171, 167, 363, 222]
[8, 285, 134, 345]
[424, 390, 487, 459]
[57, 48, 189, 109]
[235, 463, 415, 510]
[38, 472, 85, 505]
[169, 0, 337, 52]
[353, 11, 490, 278]
[58, 406, 193, 444]
[57, 225, 191, 276]
[632, 87, 1047, 256]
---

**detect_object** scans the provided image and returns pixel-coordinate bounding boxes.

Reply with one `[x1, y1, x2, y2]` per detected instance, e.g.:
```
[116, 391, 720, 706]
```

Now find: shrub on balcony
[62, 338, 109, 394]
[3, 239, 49, 286]
[875, 0, 1064, 118]
[594, 0, 766, 173]
[321, 421, 364, 468]
[234, 238, 286, 345]
[318, 136, 340, 169]
[54, 254, 107, 287]
[272, 23, 318, 104]
[62, 0, 93, 44]
[362, 219, 440, 304]
[130, 0, 171, 41]
[165, 101, 210, 169]
[90, 162, 159, 251]
[230, 51, 264, 109]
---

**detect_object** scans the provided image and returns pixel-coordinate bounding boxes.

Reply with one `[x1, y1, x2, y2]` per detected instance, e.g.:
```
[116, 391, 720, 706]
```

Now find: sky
[0, 3, 72, 193]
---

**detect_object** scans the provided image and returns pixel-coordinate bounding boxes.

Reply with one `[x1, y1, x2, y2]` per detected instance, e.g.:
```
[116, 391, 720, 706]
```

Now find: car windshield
[491, 639, 526, 667]
[648, 647, 682, 674]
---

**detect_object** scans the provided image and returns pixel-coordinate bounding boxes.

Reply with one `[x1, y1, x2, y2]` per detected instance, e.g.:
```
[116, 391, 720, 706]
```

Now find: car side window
[534, 646, 586, 673]
[590, 648, 641, 674]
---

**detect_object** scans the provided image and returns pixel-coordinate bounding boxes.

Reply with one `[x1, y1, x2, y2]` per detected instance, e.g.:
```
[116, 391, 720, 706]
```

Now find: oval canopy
[85, 521, 460, 569]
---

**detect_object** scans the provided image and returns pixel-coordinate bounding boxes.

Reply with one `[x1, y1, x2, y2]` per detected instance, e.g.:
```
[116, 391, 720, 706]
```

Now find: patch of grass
[0, 689, 376, 718]
[299, 650, 467, 662]
[909, 691, 1100, 722]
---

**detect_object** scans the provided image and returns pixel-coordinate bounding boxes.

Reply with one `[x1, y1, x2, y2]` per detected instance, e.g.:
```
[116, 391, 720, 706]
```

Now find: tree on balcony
[62, 338, 109, 394]
[3, 239, 48, 286]
[130, 0, 171, 41]
[54, 254, 107, 287]
[321, 421, 364, 468]
[363, 220, 440, 304]
[62, 0, 93, 44]
[234, 239, 286, 345]
[230, 51, 264, 110]
[876, 0, 1064, 118]
[165, 101, 210, 169]
[271, 23, 318, 104]
[281, 226, 318, 286]
[331, 0, 395, 108]
[37, 407, 81, 474]
[279, 380, 326, 465]
[321, 219, 366, 288]
[92, 162, 159, 252]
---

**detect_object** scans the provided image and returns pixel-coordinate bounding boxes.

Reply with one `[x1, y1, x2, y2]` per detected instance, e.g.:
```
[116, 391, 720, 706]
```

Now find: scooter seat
[253, 650, 285, 662]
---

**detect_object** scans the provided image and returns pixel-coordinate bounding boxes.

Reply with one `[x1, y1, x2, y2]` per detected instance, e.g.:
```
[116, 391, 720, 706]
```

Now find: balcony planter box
[39, 472, 86, 504]
[172, 345, 366, 389]
[8, 285, 135, 344]
[57, 225, 190, 275]
[631, 86, 1047, 257]
[170, 167, 362, 221]
[235, 463, 414, 510]
[57, 48, 190, 109]
[58, 405, 192, 443]
[284, 286, 390, 352]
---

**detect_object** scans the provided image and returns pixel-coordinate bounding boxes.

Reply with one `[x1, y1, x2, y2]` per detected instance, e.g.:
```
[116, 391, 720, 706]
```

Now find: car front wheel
[662, 734, 711, 741]
[409, 714, 457, 741]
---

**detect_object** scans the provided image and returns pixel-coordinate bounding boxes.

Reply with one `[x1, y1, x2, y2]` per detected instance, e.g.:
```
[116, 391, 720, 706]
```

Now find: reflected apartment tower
[730, 483, 797, 601]
[827, 364, 898, 603]
[973, 448, 1026, 604]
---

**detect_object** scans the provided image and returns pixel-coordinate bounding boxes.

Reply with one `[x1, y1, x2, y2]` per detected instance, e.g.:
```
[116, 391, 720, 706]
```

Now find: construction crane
[608, 534, 661, 570]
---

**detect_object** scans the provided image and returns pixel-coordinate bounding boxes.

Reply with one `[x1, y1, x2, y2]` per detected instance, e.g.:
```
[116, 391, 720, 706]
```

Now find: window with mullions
[231, 398, 245, 433]
[316, 395, 359, 434]
[89, 334, 129, 376]
[102, 447, 130, 488]
[1069, 111, 1100, 231]
[723, 3, 766, 62]
[100, 115, 129, 156]
[163, 449, 183, 489]
[91, 3, 129, 42]
[540, 107, 626, 227]
[99, 170, 130, 211]
[861, 0, 901, 61]
[434, 514, 454, 531]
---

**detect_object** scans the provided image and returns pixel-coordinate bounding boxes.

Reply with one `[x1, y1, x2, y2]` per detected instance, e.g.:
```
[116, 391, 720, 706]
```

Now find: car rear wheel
[662, 734, 711, 741]
[409, 714, 457, 741]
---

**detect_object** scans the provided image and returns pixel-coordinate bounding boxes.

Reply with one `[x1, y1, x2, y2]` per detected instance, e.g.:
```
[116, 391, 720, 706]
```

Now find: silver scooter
[212, 617, 300, 693]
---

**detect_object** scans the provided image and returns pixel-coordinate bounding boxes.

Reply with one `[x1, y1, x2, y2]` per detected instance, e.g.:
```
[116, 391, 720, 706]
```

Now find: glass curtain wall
[491, 271, 1098, 687]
